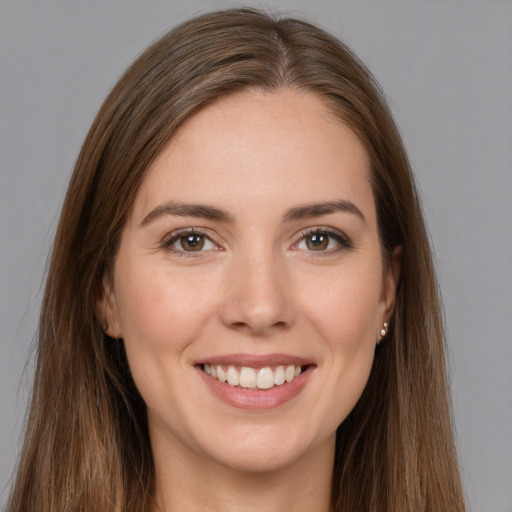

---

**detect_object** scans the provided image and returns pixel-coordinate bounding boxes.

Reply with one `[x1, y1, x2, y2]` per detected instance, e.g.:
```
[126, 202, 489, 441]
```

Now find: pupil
[311, 234, 325, 245]
[306, 232, 329, 251]
[181, 233, 204, 251]
[186, 234, 200, 246]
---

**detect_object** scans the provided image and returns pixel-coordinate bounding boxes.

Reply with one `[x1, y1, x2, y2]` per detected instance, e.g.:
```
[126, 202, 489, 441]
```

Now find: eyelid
[159, 225, 352, 256]
[292, 226, 353, 252]
[161, 227, 223, 254]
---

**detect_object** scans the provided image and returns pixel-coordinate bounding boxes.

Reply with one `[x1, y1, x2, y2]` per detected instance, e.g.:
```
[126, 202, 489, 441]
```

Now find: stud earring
[380, 321, 389, 338]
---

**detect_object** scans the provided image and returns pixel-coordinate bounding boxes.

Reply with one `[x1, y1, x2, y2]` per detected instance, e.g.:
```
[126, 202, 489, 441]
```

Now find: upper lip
[195, 353, 314, 367]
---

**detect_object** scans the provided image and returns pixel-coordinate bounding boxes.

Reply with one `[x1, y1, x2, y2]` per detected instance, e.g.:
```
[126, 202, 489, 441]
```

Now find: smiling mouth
[201, 364, 309, 390]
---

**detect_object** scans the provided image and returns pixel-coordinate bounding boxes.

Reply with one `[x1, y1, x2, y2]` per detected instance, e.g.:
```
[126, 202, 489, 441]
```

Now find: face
[104, 89, 398, 476]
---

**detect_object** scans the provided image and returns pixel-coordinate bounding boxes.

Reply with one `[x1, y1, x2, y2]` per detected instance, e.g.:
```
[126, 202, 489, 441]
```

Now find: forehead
[131, 88, 375, 228]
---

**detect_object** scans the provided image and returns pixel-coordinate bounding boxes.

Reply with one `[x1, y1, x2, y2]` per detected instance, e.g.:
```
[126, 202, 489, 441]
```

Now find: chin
[198, 423, 332, 475]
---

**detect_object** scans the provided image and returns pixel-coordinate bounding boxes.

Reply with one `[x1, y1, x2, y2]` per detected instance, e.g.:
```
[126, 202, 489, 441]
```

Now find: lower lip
[196, 366, 314, 410]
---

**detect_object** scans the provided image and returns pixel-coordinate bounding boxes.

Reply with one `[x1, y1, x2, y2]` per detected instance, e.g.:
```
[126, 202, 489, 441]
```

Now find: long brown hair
[7, 8, 465, 512]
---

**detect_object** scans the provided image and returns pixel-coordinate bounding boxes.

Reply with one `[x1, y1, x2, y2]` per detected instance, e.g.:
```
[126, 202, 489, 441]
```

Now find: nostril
[227, 319, 290, 335]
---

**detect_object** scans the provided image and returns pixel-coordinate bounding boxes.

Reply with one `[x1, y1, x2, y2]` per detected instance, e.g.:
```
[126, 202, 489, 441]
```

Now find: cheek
[297, 263, 382, 424]
[112, 262, 224, 423]
[113, 260, 221, 360]
[301, 264, 382, 347]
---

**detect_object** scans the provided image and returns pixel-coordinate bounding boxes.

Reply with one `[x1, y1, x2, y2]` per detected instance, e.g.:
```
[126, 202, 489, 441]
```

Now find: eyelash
[161, 227, 352, 257]
[161, 228, 219, 257]
[292, 227, 353, 255]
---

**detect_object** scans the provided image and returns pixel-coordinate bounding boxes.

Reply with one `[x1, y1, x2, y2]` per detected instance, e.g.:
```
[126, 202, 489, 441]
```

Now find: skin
[103, 89, 399, 512]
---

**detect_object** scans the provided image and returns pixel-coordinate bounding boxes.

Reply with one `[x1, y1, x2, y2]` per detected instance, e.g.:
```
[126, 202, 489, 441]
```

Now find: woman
[7, 8, 466, 512]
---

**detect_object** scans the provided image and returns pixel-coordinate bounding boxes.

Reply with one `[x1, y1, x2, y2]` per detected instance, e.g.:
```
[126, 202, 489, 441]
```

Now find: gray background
[1, 1, 511, 511]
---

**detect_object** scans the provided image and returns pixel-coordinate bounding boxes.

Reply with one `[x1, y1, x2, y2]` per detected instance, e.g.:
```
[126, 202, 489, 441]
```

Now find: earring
[380, 321, 389, 338]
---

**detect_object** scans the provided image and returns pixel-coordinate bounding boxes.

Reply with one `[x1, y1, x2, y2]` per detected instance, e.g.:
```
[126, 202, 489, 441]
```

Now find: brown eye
[180, 233, 205, 251]
[305, 232, 330, 251]
[295, 229, 351, 254]
[163, 230, 218, 255]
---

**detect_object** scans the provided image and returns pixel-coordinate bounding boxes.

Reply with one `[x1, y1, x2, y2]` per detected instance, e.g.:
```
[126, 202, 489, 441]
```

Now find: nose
[219, 249, 295, 336]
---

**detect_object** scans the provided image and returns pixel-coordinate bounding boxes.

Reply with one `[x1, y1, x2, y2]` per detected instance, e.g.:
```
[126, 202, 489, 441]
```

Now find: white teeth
[227, 366, 240, 386]
[257, 367, 275, 389]
[274, 365, 285, 385]
[285, 365, 295, 383]
[240, 367, 257, 388]
[203, 363, 305, 389]
[216, 365, 227, 383]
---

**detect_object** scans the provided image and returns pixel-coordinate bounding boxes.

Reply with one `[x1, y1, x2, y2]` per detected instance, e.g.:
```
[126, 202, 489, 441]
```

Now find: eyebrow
[283, 200, 366, 224]
[140, 199, 365, 227]
[140, 201, 234, 226]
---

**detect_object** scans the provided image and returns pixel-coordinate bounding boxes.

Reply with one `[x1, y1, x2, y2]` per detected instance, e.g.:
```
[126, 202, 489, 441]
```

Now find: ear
[95, 274, 122, 339]
[379, 245, 402, 329]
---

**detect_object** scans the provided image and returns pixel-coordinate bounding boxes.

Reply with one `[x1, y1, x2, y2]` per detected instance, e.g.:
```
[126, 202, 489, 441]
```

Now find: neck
[151, 434, 335, 512]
